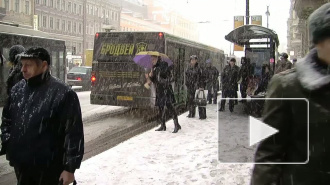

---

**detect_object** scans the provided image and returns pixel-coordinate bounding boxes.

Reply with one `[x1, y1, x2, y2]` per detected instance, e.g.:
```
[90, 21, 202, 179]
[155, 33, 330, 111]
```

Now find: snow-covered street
[75, 103, 254, 185]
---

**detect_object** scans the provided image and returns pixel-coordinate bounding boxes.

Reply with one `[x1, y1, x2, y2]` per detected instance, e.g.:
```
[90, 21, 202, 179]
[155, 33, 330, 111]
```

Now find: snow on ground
[75, 104, 254, 185]
[77, 91, 128, 123]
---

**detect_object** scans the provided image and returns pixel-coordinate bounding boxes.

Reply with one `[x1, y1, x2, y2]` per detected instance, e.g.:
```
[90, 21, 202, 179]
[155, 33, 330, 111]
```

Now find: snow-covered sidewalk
[75, 104, 253, 185]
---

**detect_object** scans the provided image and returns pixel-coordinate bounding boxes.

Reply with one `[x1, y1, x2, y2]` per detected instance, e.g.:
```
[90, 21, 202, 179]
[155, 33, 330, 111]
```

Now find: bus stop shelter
[225, 25, 279, 72]
[224, 25, 280, 117]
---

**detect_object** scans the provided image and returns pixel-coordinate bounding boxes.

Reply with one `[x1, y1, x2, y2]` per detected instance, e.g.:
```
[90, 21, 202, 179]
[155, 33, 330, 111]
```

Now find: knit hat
[9, 45, 25, 65]
[308, 3, 330, 44]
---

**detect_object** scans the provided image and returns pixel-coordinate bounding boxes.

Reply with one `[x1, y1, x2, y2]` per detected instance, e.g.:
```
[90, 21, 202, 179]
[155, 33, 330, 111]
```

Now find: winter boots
[155, 122, 166, 131]
[187, 107, 196, 118]
[172, 119, 181, 133]
[155, 119, 181, 133]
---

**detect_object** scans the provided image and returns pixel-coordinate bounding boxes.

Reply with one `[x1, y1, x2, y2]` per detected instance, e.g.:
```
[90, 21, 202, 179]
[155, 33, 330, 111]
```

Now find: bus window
[52, 51, 58, 77]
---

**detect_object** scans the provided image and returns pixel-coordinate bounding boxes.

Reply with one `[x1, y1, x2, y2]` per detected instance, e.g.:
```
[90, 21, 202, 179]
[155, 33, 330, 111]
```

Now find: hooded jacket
[0, 72, 84, 173]
[251, 48, 330, 185]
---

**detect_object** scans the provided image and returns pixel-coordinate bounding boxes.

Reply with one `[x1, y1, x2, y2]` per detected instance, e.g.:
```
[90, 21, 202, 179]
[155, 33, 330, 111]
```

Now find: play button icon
[249, 116, 279, 146]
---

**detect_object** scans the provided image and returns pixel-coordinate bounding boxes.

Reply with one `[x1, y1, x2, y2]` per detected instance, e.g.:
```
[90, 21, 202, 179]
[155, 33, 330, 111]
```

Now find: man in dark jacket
[275, 52, 292, 74]
[251, 3, 330, 184]
[205, 59, 219, 104]
[185, 55, 206, 119]
[0, 47, 84, 185]
[149, 55, 181, 133]
[219, 58, 239, 112]
[239, 57, 253, 102]
[6, 45, 26, 96]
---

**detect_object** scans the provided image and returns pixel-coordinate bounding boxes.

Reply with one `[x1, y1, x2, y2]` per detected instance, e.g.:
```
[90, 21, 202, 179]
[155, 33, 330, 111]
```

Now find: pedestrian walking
[185, 55, 207, 119]
[205, 59, 219, 104]
[0, 47, 84, 185]
[219, 58, 239, 112]
[239, 57, 253, 102]
[149, 55, 181, 133]
[251, 3, 330, 184]
[274, 52, 292, 74]
[6, 45, 25, 96]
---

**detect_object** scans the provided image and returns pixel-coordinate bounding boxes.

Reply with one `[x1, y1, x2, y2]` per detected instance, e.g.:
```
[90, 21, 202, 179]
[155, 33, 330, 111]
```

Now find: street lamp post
[246, 0, 250, 25]
[266, 6, 270, 28]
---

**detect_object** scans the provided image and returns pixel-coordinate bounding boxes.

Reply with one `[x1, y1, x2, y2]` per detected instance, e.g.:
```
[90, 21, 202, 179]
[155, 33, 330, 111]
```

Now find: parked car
[67, 66, 92, 90]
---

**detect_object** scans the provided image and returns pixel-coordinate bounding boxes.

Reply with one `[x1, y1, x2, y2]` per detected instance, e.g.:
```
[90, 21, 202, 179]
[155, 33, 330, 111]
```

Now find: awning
[225, 25, 279, 47]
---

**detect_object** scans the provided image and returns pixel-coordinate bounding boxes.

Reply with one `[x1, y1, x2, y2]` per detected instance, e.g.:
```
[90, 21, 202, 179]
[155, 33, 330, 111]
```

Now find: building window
[111, 12, 114, 20]
[25, 1, 30, 14]
[50, 17, 53, 29]
[68, 2, 71, 12]
[4, 0, 9, 11]
[95, 7, 98, 16]
[102, 9, 105, 18]
[73, 22, 76, 33]
[78, 43, 81, 53]
[62, 0, 65, 11]
[15, 0, 19, 13]
[43, 16, 47, 28]
[79, 5, 82, 15]
[73, 3, 76, 14]
[68, 21, 71, 32]
[79, 23, 82, 34]
[86, 24, 88, 34]
[56, 19, 60, 30]
[44, 0, 47, 5]
[90, 6, 93, 15]
[62, 20, 65, 31]
[57, 0, 60, 9]
[86, 5, 89, 14]
[50, 0, 53, 7]
[36, 0, 40, 4]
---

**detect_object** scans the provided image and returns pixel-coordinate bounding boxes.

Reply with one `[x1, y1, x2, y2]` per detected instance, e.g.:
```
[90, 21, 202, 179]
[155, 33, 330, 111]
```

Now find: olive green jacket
[251, 48, 330, 185]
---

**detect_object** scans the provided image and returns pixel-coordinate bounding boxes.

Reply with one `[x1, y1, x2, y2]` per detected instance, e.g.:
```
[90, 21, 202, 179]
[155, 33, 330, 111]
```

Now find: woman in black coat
[149, 56, 181, 133]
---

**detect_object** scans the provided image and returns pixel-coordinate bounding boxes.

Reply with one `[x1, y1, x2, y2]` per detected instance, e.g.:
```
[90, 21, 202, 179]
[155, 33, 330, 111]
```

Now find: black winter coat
[150, 61, 175, 107]
[221, 65, 239, 91]
[185, 63, 206, 90]
[0, 72, 84, 173]
[251, 48, 330, 185]
[239, 63, 254, 83]
[205, 66, 219, 85]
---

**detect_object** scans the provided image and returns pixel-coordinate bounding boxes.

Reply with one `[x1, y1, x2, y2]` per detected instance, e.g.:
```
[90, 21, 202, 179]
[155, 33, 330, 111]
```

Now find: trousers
[14, 164, 63, 185]
[159, 102, 178, 124]
[220, 89, 236, 111]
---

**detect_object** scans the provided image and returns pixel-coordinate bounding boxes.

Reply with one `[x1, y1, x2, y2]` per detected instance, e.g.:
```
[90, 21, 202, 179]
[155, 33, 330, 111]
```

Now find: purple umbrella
[133, 51, 173, 69]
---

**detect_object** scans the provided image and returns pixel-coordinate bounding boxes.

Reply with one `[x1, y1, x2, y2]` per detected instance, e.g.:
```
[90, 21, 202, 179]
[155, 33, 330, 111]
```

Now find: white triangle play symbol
[249, 116, 279, 146]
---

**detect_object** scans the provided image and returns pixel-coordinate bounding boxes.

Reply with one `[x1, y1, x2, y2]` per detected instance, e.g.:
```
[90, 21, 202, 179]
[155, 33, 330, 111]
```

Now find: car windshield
[69, 67, 88, 74]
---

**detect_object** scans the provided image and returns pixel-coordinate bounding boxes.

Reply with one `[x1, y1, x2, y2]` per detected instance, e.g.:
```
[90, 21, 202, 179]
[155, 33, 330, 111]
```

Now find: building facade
[35, 0, 120, 64]
[288, 0, 329, 58]
[0, 0, 34, 28]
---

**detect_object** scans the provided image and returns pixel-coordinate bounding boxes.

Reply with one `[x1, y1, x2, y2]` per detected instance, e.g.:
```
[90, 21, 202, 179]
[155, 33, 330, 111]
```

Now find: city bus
[0, 22, 66, 106]
[90, 32, 225, 109]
